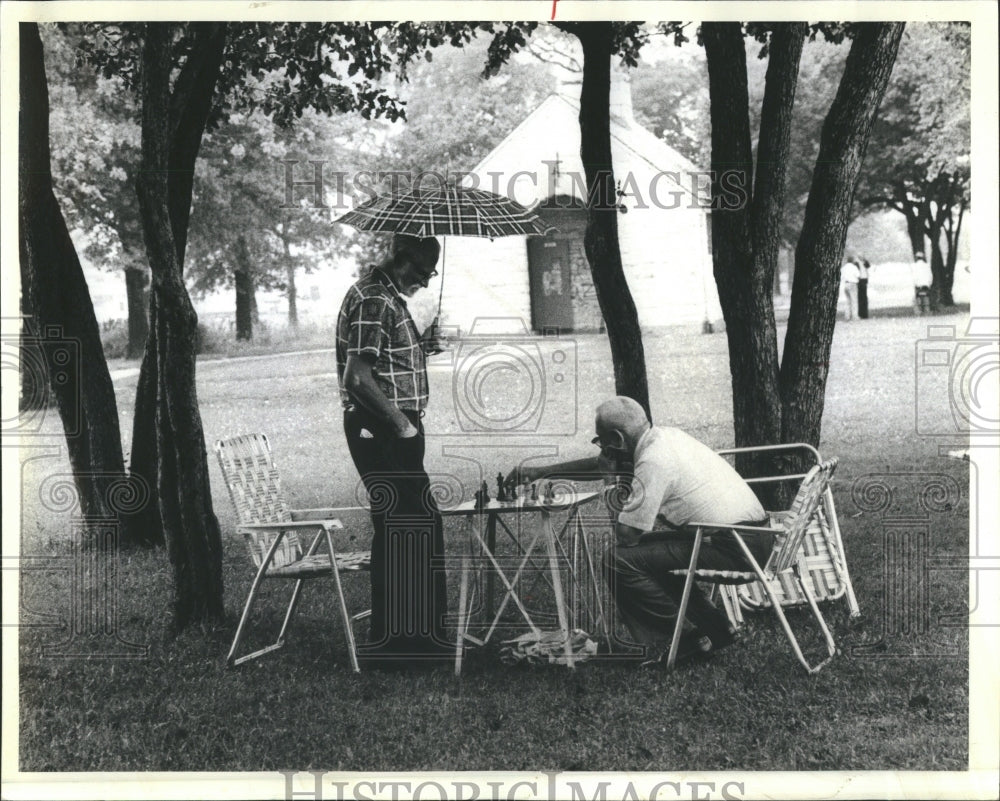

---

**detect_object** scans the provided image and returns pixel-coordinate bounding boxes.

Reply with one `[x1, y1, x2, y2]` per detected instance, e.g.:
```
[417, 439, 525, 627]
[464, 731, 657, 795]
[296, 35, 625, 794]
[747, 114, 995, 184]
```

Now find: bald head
[594, 396, 651, 455]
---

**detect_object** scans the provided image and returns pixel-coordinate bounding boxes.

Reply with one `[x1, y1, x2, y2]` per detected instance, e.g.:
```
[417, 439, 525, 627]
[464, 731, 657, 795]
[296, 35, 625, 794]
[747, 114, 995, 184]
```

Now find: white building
[438, 73, 722, 335]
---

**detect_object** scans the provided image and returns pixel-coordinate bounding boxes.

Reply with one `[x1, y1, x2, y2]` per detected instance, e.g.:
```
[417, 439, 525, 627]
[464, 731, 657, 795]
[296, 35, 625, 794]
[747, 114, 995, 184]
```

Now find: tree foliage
[186, 107, 366, 333]
[381, 40, 557, 177]
[855, 22, 970, 304]
[630, 47, 711, 167]
[44, 24, 149, 356]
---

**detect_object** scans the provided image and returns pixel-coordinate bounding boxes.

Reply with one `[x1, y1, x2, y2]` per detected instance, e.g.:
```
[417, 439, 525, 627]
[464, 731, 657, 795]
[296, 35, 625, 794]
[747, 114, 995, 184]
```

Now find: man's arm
[342, 354, 418, 437]
[505, 455, 601, 486]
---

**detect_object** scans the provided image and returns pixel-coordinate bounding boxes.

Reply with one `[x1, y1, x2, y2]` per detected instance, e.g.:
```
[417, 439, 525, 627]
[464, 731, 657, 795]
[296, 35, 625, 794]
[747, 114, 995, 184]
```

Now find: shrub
[195, 321, 228, 355]
[99, 319, 129, 360]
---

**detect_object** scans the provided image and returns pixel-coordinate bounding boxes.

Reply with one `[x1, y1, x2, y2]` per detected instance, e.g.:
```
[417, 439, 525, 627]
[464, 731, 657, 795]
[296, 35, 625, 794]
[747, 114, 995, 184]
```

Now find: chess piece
[496, 473, 507, 502]
[480, 480, 490, 504]
[507, 479, 518, 501]
[543, 481, 554, 502]
[530, 483, 538, 502]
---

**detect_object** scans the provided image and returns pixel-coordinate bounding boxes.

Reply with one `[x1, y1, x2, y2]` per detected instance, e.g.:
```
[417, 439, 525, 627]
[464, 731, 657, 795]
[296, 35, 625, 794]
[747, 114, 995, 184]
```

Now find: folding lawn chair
[714, 444, 860, 628]
[665, 458, 840, 674]
[215, 433, 371, 671]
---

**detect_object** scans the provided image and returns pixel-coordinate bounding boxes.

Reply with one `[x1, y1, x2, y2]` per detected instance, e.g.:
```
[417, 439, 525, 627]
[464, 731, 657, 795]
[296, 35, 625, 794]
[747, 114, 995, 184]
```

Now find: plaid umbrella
[334, 184, 552, 239]
[335, 184, 555, 320]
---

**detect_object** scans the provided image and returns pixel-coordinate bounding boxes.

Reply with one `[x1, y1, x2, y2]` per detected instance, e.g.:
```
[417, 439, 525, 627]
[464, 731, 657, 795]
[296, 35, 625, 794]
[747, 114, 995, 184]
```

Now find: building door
[527, 238, 574, 332]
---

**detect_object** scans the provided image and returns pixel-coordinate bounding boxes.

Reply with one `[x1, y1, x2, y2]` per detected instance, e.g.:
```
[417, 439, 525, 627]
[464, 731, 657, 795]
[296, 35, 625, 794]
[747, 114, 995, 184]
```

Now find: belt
[345, 405, 425, 420]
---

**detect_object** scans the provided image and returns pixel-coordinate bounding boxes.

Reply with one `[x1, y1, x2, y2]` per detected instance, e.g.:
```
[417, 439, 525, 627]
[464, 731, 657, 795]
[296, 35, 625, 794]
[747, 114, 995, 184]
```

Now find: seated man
[507, 396, 770, 667]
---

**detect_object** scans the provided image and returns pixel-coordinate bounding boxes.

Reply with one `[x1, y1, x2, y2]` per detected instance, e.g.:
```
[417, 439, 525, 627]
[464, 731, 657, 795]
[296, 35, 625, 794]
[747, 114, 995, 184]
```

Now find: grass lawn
[16, 311, 974, 772]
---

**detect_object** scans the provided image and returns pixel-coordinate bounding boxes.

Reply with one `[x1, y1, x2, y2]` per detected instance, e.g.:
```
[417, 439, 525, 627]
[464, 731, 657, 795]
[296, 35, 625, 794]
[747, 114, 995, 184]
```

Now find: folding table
[441, 490, 606, 675]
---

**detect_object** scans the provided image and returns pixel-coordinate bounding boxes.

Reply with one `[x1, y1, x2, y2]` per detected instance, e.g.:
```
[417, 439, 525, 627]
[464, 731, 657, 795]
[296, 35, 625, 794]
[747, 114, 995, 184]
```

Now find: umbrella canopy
[334, 184, 553, 239]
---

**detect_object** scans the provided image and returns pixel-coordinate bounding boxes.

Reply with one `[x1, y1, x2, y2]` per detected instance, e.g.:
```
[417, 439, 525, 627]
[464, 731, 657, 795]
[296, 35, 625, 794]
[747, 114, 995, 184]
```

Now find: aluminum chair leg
[666, 528, 704, 670]
[227, 532, 289, 668]
[455, 548, 471, 676]
[276, 529, 326, 645]
[324, 528, 360, 673]
[732, 534, 836, 674]
[795, 558, 837, 668]
[276, 579, 307, 645]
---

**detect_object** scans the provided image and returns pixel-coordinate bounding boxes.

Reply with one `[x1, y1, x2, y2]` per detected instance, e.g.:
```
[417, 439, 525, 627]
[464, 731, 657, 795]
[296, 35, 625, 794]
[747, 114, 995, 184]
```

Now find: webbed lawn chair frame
[215, 434, 371, 671]
[666, 458, 841, 673]
[714, 443, 860, 627]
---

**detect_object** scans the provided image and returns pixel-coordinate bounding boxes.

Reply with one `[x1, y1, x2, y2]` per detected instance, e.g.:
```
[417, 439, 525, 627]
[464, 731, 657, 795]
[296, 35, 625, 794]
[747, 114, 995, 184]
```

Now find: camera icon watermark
[848, 471, 989, 660]
[1, 317, 80, 438]
[914, 318, 999, 440]
[445, 318, 577, 437]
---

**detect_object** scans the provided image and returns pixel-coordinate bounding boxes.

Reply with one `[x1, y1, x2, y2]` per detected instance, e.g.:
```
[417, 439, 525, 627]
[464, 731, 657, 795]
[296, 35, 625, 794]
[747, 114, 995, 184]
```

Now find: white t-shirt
[841, 261, 860, 285]
[617, 426, 766, 532]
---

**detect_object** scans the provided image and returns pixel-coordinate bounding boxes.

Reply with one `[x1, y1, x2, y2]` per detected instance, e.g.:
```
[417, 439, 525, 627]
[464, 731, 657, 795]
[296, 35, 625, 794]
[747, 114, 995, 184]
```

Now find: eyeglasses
[591, 434, 625, 454]
[410, 265, 438, 285]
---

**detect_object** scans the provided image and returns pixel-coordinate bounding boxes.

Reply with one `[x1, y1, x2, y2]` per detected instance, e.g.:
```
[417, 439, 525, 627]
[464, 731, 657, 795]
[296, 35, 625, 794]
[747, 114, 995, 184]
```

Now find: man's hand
[397, 420, 420, 438]
[421, 317, 448, 355]
[505, 465, 539, 486]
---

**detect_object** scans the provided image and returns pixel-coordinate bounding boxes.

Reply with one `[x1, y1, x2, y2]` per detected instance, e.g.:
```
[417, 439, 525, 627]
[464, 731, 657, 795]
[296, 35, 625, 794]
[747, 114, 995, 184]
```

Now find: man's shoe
[704, 626, 740, 653]
[639, 633, 712, 669]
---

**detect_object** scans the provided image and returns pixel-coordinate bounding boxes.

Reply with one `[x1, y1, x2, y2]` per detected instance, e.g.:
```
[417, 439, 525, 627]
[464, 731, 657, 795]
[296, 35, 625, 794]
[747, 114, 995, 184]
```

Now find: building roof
[472, 92, 704, 202]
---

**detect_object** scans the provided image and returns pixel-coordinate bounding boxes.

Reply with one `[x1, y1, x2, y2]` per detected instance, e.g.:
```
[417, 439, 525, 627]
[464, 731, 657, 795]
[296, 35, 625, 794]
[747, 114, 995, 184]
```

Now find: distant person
[857, 258, 872, 319]
[506, 397, 769, 667]
[336, 234, 450, 668]
[841, 257, 860, 321]
[911, 252, 934, 315]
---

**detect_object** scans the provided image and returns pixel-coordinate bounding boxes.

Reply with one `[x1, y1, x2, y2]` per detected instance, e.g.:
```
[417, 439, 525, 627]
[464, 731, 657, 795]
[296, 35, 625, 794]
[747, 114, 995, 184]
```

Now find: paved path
[108, 346, 460, 383]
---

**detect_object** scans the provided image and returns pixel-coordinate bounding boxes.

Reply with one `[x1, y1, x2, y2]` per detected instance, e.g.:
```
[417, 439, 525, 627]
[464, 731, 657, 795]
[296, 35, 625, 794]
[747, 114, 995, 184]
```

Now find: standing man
[841, 257, 860, 321]
[507, 397, 770, 667]
[336, 234, 450, 667]
[857, 257, 872, 319]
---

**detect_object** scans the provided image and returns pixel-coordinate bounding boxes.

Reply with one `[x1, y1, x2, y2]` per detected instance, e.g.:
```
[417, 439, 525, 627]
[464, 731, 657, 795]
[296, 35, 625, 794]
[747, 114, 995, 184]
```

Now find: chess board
[440, 490, 601, 516]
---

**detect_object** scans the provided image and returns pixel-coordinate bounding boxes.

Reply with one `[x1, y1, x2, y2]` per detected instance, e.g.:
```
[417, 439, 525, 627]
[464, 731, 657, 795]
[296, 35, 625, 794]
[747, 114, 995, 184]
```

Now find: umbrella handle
[437, 237, 446, 319]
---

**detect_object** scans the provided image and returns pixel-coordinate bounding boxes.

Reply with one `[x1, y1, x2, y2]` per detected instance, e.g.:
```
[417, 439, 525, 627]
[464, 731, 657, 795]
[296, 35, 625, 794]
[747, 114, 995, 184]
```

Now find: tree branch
[167, 22, 228, 268]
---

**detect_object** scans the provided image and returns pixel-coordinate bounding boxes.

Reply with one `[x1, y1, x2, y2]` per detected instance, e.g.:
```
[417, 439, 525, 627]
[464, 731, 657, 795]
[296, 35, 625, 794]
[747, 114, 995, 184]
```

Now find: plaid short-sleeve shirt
[336, 268, 429, 412]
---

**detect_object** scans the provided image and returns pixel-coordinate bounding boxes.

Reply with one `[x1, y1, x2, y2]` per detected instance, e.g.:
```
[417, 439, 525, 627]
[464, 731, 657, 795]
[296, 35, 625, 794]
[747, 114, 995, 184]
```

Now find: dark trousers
[344, 407, 449, 658]
[858, 278, 869, 318]
[605, 522, 772, 649]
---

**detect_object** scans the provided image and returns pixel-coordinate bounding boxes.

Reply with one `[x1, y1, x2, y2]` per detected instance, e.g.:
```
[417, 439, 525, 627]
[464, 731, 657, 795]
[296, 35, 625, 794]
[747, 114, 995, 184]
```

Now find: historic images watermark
[13, 459, 151, 660]
[281, 770, 746, 801]
[1, 317, 80, 439]
[442, 319, 578, 438]
[914, 317, 999, 442]
[849, 472, 968, 659]
[279, 162, 751, 212]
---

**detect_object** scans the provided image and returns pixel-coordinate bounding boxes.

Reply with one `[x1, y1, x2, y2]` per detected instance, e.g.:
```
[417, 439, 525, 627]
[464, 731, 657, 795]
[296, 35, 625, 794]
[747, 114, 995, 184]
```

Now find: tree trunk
[124, 263, 150, 359]
[941, 196, 965, 307]
[702, 23, 805, 503]
[926, 224, 945, 310]
[128, 23, 227, 545]
[283, 231, 298, 329]
[571, 22, 651, 419]
[135, 23, 224, 631]
[781, 23, 905, 453]
[18, 22, 131, 522]
[234, 236, 255, 341]
[899, 193, 926, 257]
